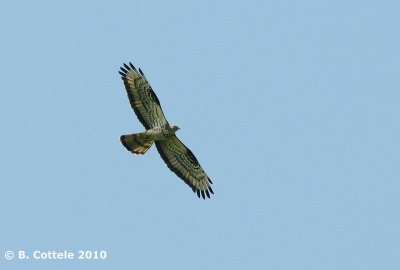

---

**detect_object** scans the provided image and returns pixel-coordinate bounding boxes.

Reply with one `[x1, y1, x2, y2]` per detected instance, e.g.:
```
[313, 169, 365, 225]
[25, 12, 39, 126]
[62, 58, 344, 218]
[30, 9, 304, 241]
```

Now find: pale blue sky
[1, 0, 399, 269]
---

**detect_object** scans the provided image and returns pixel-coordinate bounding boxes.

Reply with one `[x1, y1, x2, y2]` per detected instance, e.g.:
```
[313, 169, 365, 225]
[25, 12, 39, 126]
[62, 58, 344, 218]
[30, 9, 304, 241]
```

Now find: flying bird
[118, 62, 213, 199]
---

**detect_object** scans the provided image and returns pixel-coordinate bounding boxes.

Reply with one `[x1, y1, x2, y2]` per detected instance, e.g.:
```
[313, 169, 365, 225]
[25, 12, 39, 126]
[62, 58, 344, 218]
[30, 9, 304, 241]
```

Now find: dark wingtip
[123, 63, 130, 70]
[118, 71, 126, 77]
[129, 62, 136, 70]
[208, 177, 213, 184]
[139, 68, 144, 76]
[192, 187, 213, 199]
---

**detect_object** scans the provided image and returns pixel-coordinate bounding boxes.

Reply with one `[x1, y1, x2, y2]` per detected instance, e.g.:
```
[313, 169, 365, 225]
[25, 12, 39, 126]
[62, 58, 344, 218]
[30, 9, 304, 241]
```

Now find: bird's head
[170, 125, 180, 133]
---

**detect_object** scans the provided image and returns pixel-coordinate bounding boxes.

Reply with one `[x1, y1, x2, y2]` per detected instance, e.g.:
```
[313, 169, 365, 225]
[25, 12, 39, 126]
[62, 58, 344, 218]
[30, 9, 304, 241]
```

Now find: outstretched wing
[155, 136, 214, 199]
[119, 63, 168, 129]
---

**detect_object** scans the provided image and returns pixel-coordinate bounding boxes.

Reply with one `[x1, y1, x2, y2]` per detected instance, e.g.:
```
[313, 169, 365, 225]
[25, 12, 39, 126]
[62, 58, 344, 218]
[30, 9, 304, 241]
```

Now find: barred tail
[120, 133, 154, 155]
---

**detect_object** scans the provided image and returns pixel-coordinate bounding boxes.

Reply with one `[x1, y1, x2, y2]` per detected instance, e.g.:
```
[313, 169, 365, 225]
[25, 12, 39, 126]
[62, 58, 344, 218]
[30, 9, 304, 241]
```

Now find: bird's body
[119, 62, 213, 199]
[120, 125, 178, 154]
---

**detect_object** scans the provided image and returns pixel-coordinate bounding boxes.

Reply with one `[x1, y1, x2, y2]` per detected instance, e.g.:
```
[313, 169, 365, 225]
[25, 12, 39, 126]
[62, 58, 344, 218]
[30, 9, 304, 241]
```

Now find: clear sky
[1, 0, 399, 269]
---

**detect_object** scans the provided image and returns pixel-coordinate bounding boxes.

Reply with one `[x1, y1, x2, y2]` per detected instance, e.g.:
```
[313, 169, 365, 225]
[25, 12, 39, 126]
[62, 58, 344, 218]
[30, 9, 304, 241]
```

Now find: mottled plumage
[119, 62, 213, 199]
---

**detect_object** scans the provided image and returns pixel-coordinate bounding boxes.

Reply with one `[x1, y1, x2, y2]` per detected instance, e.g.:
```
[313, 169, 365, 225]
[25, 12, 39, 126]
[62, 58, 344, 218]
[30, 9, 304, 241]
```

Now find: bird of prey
[118, 62, 213, 199]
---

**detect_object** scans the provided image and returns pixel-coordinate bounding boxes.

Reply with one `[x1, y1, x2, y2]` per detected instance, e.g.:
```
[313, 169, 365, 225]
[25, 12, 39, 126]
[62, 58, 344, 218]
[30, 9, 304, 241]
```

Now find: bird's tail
[120, 132, 154, 154]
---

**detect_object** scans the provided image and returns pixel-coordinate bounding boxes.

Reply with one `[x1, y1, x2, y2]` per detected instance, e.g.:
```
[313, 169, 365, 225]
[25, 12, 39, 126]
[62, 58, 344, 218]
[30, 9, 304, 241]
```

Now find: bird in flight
[118, 62, 214, 199]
